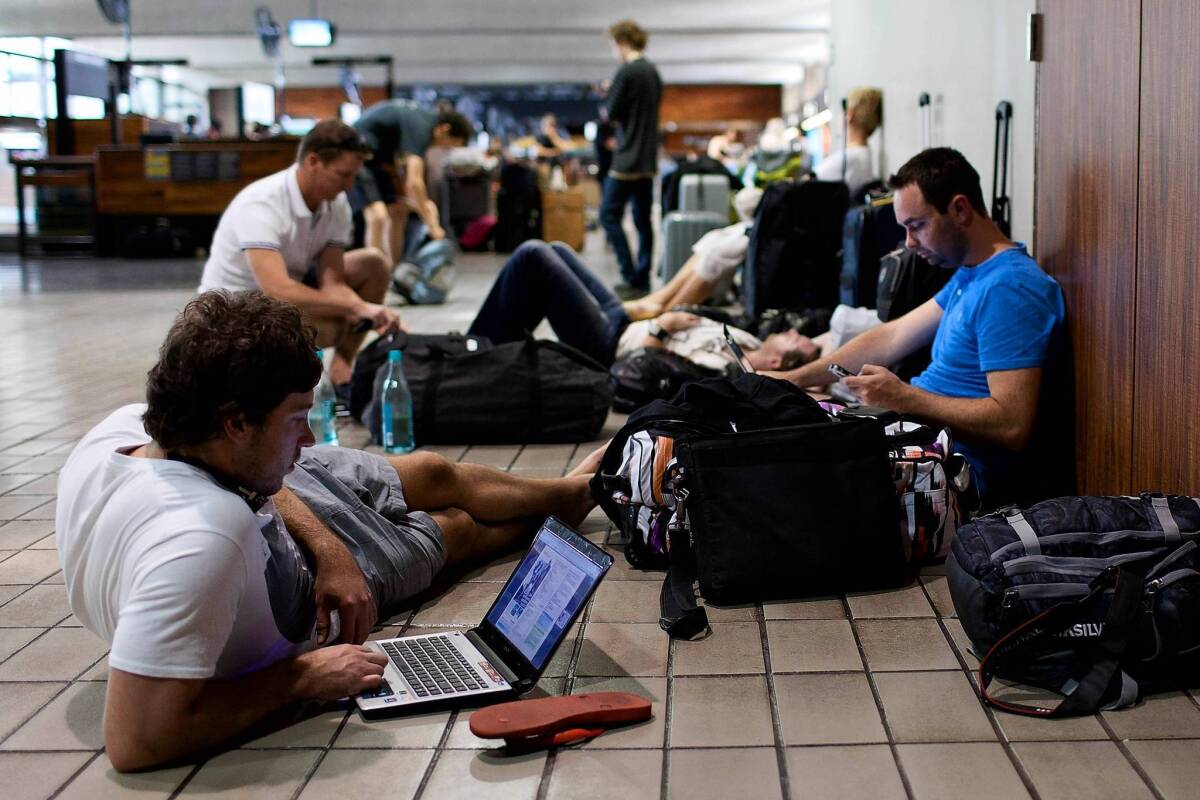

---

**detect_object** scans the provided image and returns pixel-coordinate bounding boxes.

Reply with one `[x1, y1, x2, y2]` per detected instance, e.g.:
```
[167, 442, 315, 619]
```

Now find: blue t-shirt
[911, 244, 1065, 499]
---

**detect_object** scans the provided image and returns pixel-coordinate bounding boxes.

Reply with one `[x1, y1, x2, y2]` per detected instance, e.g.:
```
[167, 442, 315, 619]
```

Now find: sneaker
[613, 282, 650, 300]
[391, 262, 423, 301]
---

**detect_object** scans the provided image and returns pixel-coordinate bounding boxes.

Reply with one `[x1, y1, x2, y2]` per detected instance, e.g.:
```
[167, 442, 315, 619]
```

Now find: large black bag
[947, 494, 1200, 716]
[875, 248, 955, 381]
[608, 348, 720, 413]
[591, 374, 907, 638]
[361, 334, 612, 445]
[840, 195, 903, 309]
[349, 332, 492, 423]
[495, 162, 542, 252]
[743, 180, 850, 319]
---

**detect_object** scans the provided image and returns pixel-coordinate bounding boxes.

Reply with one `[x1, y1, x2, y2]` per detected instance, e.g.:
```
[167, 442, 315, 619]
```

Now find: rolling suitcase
[840, 195, 902, 308]
[659, 211, 726, 281]
[679, 174, 730, 216]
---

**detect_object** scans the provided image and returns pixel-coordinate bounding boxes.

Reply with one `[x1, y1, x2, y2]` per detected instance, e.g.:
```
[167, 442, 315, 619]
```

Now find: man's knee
[347, 247, 390, 288]
[392, 450, 459, 494]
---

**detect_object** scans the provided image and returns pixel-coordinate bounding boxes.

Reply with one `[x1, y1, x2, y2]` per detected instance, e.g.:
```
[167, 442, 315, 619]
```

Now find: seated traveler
[56, 290, 599, 772]
[772, 147, 1067, 505]
[467, 239, 817, 372]
[813, 86, 883, 197]
[198, 120, 399, 386]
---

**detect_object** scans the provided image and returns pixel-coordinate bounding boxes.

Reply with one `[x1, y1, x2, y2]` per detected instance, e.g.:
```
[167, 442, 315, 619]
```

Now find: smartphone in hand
[827, 363, 854, 380]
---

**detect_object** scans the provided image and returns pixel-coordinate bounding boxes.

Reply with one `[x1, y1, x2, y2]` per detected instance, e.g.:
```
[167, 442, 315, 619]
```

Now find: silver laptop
[357, 516, 613, 715]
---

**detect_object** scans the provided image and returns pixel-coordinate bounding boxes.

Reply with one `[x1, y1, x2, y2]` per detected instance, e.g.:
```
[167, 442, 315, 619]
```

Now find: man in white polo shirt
[199, 120, 401, 386]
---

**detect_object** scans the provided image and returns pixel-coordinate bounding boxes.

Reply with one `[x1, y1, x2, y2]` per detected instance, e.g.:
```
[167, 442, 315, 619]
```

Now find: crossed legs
[389, 450, 600, 568]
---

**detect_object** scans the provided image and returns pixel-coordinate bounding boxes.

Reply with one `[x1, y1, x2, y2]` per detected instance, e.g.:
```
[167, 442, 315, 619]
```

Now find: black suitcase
[742, 180, 850, 318]
[840, 196, 903, 309]
[874, 248, 955, 380]
[494, 163, 542, 252]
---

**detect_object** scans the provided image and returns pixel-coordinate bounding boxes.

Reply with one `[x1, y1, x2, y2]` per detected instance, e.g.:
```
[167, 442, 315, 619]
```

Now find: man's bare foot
[623, 298, 663, 322]
[567, 442, 608, 478]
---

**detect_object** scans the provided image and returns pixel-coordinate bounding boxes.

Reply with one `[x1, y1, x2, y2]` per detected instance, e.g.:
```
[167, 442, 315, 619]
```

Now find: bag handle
[978, 566, 1145, 717]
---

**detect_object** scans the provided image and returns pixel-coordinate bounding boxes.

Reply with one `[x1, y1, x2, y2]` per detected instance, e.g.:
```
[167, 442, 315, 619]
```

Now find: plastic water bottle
[379, 350, 415, 454]
[308, 349, 340, 446]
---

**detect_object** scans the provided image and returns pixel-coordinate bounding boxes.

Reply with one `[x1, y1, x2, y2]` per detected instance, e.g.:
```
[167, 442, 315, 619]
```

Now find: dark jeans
[599, 175, 654, 289]
[467, 240, 630, 365]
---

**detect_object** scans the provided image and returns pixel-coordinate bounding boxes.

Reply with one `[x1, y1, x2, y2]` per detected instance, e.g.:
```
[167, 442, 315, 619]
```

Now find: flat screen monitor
[241, 82, 276, 126]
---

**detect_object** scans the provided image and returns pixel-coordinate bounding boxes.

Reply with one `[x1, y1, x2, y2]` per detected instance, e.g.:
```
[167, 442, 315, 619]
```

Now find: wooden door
[1035, 0, 1142, 494]
[1133, 0, 1200, 493]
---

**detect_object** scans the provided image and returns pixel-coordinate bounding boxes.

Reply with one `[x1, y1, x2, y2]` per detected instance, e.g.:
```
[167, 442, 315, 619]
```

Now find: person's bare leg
[431, 508, 536, 567]
[623, 253, 715, 320]
[364, 201, 390, 263]
[326, 247, 390, 383]
[389, 452, 594, 527]
[388, 203, 409, 266]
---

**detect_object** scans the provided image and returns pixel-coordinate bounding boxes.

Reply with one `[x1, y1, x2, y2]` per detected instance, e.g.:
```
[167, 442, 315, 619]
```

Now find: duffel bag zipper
[1003, 550, 1165, 578]
[1001, 583, 1093, 609]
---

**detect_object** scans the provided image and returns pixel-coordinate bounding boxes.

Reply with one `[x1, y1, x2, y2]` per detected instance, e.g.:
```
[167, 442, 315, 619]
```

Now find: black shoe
[613, 282, 650, 300]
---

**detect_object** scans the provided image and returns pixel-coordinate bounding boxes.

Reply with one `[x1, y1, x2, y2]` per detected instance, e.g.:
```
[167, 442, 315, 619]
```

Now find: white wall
[829, 0, 1037, 247]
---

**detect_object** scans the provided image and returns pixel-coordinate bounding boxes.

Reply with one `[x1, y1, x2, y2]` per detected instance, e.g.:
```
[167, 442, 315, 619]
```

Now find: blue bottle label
[381, 402, 395, 448]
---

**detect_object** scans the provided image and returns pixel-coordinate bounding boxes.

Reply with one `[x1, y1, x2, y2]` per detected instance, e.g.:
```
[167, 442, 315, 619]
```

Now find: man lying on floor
[55, 290, 599, 772]
[467, 239, 818, 373]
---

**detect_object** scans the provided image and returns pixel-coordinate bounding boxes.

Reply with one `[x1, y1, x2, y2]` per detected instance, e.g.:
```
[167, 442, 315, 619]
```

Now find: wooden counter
[93, 140, 297, 216]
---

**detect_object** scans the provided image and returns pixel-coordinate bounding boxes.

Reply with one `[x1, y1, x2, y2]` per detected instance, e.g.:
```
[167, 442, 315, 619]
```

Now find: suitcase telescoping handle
[918, 92, 931, 150]
[991, 100, 1013, 237]
[840, 96, 849, 184]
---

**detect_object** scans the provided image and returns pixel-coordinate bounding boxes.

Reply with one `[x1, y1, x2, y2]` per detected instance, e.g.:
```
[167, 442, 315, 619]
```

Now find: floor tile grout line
[843, 594, 917, 800]
[411, 706, 458, 800]
[1094, 713, 1167, 800]
[659, 632, 676, 800]
[289, 709, 353, 800]
[47, 750, 104, 800]
[755, 602, 791, 800]
[925, 583, 1043, 800]
[166, 758, 207, 799]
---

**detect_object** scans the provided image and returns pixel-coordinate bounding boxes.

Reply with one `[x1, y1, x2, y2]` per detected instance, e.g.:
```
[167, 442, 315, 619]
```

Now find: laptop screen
[483, 517, 608, 670]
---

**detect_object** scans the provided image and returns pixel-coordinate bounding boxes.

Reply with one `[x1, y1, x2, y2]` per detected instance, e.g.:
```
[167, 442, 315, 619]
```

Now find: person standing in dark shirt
[600, 20, 663, 298]
[353, 100, 473, 268]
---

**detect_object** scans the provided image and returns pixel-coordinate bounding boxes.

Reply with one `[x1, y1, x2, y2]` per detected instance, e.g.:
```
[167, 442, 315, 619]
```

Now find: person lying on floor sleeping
[466, 239, 818, 374]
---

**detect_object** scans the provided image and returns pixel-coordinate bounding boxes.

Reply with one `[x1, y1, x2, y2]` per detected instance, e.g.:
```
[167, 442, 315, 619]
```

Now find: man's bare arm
[104, 646, 385, 772]
[273, 486, 377, 645]
[401, 154, 444, 238]
[245, 249, 362, 320]
[771, 298, 944, 388]
[846, 366, 1043, 451]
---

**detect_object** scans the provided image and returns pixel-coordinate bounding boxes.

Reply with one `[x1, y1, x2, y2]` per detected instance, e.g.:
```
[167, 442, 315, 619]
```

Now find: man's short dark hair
[297, 119, 373, 163]
[143, 291, 321, 451]
[889, 147, 988, 216]
[609, 19, 649, 50]
[436, 109, 474, 145]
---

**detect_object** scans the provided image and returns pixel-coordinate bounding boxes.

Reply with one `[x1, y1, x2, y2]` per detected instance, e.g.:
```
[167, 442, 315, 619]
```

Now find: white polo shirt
[198, 164, 354, 293]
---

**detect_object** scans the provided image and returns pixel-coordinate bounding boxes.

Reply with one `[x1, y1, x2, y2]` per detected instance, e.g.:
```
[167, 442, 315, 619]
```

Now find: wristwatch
[647, 321, 670, 341]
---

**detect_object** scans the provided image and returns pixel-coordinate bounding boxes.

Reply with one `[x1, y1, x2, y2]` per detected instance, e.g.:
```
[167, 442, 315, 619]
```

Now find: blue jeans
[467, 240, 630, 365]
[599, 176, 654, 289]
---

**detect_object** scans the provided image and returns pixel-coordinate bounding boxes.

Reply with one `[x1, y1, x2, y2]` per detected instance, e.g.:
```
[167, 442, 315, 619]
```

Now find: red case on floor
[468, 692, 652, 748]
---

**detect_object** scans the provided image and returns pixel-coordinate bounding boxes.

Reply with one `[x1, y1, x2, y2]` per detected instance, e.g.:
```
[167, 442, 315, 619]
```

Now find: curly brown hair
[143, 291, 321, 450]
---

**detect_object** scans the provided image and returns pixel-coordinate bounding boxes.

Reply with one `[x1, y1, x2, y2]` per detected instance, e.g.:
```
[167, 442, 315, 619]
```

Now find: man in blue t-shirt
[775, 147, 1068, 505]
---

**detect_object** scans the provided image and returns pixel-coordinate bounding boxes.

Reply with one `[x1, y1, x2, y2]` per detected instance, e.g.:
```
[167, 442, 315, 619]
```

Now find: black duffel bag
[947, 493, 1200, 716]
[608, 348, 720, 413]
[350, 331, 492, 423]
[359, 332, 612, 445]
[592, 373, 908, 639]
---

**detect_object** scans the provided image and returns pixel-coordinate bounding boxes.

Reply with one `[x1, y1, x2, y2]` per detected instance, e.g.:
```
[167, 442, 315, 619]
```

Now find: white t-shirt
[198, 164, 354, 293]
[56, 405, 315, 680]
[690, 222, 750, 283]
[814, 145, 875, 197]
[616, 317, 762, 373]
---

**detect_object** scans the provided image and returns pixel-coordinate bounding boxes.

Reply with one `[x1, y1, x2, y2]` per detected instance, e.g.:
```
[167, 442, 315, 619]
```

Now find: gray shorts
[283, 445, 447, 616]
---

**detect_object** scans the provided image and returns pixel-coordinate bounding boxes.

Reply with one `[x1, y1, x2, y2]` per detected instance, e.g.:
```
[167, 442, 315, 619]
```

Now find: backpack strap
[1150, 496, 1181, 543]
[978, 565, 1145, 717]
[1005, 511, 1042, 556]
[658, 499, 710, 641]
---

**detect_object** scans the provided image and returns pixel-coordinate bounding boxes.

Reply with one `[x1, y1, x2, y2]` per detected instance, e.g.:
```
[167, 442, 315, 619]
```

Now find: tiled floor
[2, 233, 1199, 799]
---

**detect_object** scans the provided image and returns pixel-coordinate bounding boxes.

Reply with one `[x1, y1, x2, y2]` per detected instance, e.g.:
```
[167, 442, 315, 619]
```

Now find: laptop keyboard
[380, 635, 492, 697]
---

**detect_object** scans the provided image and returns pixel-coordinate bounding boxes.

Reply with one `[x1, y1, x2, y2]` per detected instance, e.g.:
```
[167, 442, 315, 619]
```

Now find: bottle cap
[388, 350, 402, 362]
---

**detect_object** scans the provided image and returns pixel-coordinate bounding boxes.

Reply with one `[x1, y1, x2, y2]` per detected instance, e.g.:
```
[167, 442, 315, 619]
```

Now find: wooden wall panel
[659, 84, 781, 126]
[1133, 0, 1200, 494]
[282, 87, 389, 121]
[1035, 0, 1141, 494]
